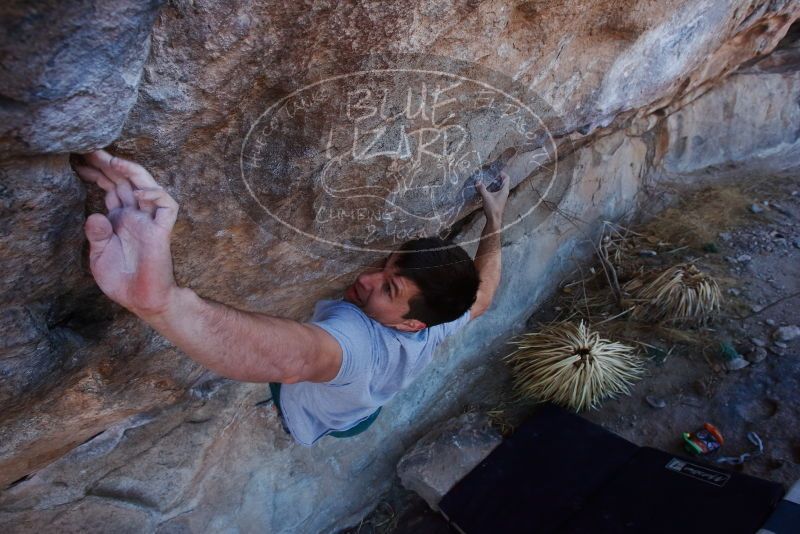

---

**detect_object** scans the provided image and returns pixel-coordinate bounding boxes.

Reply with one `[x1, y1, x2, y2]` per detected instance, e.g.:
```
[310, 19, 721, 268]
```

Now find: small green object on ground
[719, 342, 739, 361]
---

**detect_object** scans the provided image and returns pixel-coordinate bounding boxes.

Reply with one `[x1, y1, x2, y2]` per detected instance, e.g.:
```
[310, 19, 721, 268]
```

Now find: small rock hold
[747, 347, 768, 363]
[645, 396, 667, 409]
[750, 337, 767, 347]
[719, 232, 732, 241]
[774, 341, 788, 349]
[773, 325, 800, 342]
[737, 254, 752, 263]
[750, 203, 765, 214]
[725, 357, 750, 371]
[766, 319, 776, 327]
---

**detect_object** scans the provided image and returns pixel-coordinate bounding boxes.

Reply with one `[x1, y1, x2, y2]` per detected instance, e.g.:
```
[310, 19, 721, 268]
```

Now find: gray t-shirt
[280, 299, 471, 446]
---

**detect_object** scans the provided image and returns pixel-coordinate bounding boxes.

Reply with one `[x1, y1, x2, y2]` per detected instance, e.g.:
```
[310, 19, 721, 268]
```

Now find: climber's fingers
[73, 164, 122, 211]
[84, 150, 166, 211]
[495, 172, 511, 193]
[134, 188, 179, 230]
[86, 149, 161, 190]
[132, 187, 160, 218]
[76, 151, 177, 227]
[84, 213, 114, 265]
[476, 171, 510, 197]
[81, 152, 136, 208]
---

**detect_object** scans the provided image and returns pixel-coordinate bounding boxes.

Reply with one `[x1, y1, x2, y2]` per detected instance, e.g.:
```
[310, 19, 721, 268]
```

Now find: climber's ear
[394, 318, 426, 332]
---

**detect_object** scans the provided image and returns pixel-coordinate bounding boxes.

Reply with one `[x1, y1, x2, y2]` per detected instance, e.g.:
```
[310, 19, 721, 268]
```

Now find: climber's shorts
[268, 382, 381, 439]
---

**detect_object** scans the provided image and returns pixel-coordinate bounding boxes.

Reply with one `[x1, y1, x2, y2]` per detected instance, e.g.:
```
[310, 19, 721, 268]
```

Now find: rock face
[657, 20, 800, 181]
[1, 1, 799, 532]
[0, 0, 164, 155]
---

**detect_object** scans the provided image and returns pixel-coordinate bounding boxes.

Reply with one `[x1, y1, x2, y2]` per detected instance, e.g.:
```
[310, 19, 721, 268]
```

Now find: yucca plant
[626, 263, 721, 325]
[505, 321, 644, 412]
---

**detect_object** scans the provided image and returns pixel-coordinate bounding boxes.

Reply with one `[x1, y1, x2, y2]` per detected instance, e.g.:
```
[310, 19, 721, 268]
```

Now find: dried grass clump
[640, 185, 752, 247]
[626, 263, 721, 325]
[599, 222, 672, 277]
[505, 321, 644, 412]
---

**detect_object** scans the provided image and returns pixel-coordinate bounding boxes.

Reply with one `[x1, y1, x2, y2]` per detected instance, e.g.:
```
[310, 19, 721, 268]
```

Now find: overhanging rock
[1, 1, 799, 531]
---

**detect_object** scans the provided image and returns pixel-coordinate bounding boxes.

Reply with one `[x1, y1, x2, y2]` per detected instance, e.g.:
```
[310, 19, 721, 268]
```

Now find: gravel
[773, 325, 800, 342]
[747, 347, 769, 363]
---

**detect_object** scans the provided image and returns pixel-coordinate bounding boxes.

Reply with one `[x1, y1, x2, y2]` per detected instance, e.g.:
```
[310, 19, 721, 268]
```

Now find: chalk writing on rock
[237, 56, 568, 257]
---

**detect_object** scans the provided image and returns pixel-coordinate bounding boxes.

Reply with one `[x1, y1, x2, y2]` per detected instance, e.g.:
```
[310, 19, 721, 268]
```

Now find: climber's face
[343, 253, 426, 332]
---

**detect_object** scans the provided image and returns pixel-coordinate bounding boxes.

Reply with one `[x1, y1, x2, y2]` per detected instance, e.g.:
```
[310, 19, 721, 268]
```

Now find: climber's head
[343, 237, 479, 331]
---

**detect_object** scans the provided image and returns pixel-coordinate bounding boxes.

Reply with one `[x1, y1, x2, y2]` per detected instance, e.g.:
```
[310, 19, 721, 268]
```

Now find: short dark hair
[394, 237, 480, 327]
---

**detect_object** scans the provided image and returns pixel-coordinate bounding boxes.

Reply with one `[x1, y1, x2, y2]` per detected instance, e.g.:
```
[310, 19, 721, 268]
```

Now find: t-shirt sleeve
[428, 308, 471, 346]
[309, 301, 376, 386]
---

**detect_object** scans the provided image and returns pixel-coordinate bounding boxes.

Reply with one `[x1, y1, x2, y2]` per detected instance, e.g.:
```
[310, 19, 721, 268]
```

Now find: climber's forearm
[470, 217, 502, 317]
[137, 286, 332, 383]
[470, 171, 509, 319]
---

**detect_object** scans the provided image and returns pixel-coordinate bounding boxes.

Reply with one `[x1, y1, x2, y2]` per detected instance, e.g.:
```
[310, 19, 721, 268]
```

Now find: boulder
[397, 412, 502, 509]
[0, 0, 164, 156]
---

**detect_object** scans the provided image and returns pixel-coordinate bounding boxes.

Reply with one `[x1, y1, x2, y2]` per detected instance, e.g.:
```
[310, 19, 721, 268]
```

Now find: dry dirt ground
[342, 174, 800, 534]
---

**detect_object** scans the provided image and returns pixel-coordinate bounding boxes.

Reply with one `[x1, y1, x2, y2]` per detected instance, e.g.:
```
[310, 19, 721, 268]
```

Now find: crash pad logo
[665, 458, 730, 487]
[236, 55, 570, 256]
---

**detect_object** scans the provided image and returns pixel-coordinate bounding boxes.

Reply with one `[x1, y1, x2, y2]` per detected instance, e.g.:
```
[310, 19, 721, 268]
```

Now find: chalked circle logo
[235, 55, 572, 258]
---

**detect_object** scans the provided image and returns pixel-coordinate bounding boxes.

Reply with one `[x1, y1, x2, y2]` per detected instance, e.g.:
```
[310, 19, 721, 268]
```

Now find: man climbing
[74, 150, 509, 445]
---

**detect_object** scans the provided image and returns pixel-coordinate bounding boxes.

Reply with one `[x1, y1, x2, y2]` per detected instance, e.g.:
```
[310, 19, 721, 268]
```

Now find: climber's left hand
[72, 150, 180, 318]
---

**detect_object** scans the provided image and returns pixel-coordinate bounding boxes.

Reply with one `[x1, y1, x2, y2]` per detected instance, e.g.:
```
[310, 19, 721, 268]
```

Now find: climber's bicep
[286, 324, 343, 383]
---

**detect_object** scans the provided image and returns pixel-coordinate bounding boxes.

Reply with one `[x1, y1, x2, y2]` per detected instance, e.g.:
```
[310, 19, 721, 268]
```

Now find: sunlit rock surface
[1, 1, 799, 531]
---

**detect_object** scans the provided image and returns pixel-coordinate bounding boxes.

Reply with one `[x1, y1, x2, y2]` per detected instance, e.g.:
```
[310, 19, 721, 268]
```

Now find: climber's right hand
[72, 150, 180, 318]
